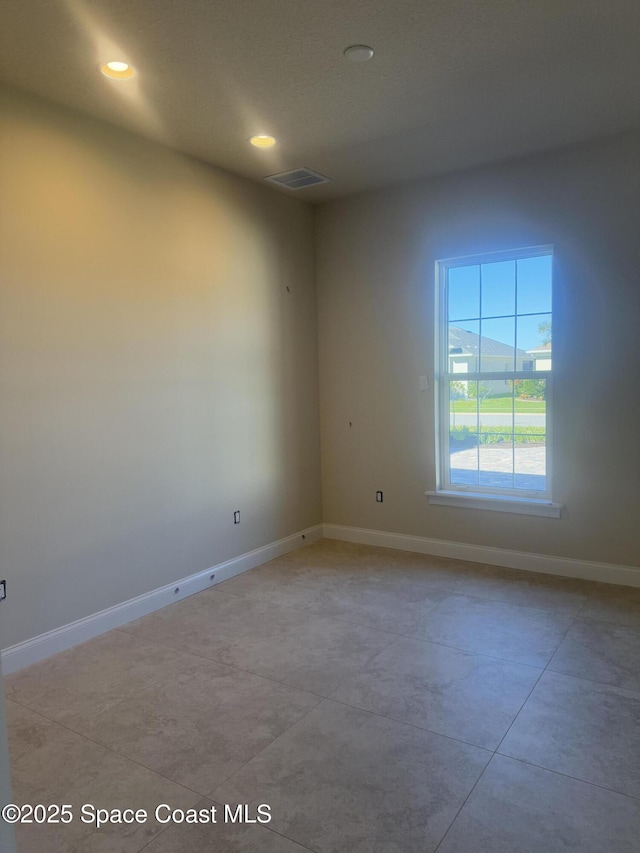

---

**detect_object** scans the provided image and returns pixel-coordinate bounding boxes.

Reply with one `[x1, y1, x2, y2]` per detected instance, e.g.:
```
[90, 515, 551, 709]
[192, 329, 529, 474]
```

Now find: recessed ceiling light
[100, 61, 136, 79]
[249, 135, 277, 148]
[343, 45, 374, 62]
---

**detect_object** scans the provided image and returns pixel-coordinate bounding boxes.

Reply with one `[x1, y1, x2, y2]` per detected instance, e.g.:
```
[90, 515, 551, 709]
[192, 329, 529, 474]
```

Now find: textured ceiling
[1, 0, 639, 202]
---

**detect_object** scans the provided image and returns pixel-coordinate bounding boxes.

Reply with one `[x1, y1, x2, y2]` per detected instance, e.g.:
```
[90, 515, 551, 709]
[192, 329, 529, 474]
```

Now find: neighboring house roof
[449, 326, 529, 359]
[527, 342, 552, 355]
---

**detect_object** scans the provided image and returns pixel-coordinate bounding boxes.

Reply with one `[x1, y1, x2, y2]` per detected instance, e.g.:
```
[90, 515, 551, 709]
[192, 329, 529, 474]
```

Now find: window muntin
[437, 247, 552, 500]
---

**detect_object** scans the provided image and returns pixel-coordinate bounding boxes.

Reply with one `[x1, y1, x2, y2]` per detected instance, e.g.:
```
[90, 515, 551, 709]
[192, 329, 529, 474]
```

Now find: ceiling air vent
[265, 168, 330, 190]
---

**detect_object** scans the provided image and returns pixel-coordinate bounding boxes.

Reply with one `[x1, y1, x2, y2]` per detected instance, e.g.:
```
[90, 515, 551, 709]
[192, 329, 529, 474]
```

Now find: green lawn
[451, 396, 546, 413]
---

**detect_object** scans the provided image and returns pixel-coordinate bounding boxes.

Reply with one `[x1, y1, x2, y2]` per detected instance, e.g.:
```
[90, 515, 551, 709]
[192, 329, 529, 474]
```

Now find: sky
[448, 254, 552, 352]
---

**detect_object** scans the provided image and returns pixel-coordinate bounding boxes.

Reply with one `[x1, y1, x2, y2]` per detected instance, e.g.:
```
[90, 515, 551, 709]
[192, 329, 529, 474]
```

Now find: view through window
[437, 247, 553, 499]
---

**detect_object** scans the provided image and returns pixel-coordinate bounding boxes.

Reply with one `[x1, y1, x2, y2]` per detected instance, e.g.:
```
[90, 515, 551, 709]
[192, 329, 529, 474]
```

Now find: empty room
[1, 1, 639, 851]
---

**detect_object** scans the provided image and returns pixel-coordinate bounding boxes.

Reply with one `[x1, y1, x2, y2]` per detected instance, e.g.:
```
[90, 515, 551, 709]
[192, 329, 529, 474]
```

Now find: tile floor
[4, 539, 640, 852]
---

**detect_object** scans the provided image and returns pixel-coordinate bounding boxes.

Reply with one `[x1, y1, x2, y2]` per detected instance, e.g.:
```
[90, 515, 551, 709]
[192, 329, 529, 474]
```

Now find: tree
[514, 378, 546, 399]
[467, 381, 492, 402]
[538, 320, 552, 346]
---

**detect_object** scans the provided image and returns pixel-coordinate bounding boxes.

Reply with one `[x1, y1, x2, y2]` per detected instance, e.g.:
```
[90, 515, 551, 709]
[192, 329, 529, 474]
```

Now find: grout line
[204, 585, 584, 668]
[434, 747, 640, 853]
[7, 543, 639, 851]
[8, 564, 627, 708]
[572, 597, 590, 620]
[491, 593, 582, 757]
[137, 823, 171, 852]
[491, 664, 547, 756]
[261, 824, 320, 852]
[118, 588, 407, 640]
[529, 666, 640, 696]
[492, 752, 640, 802]
[324, 695, 495, 755]
[434, 599, 598, 850]
[115, 608, 551, 676]
[108, 629, 337, 700]
[216, 570, 593, 620]
[433, 651, 639, 851]
[385, 631, 553, 670]
[34, 575, 616, 697]
[207, 797, 321, 853]
[136, 802, 322, 853]
[207, 698, 328, 798]
[6, 697, 208, 801]
[433, 752, 494, 852]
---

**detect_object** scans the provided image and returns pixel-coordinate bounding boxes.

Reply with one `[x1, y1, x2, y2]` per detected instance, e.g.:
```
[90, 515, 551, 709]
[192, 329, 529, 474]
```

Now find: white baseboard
[5, 521, 637, 675]
[1, 525, 323, 675]
[323, 524, 640, 588]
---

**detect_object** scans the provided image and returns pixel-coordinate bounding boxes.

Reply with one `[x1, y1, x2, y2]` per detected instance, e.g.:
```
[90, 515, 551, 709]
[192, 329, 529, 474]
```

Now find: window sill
[426, 490, 562, 518]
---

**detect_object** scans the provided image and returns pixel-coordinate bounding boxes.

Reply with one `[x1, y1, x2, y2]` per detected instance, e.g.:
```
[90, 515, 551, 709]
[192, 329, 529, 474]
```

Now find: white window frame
[427, 245, 561, 517]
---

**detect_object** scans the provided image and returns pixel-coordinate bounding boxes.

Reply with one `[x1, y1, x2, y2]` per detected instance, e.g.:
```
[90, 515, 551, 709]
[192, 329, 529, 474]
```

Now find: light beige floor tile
[7, 539, 639, 853]
[302, 582, 450, 634]
[499, 670, 640, 798]
[216, 566, 332, 609]
[579, 583, 640, 629]
[215, 699, 490, 853]
[406, 593, 573, 666]
[144, 798, 308, 853]
[332, 637, 541, 749]
[222, 566, 449, 634]
[4, 630, 204, 728]
[219, 539, 470, 611]
[282, 539, 419, 575]
[321, 545, 475, 593]
[10, 723, 199, 853]
[438, 754, 640, 853]
[454, 564, 594, 616]
[355, 558, 476, 599]
[549, 618, 640, 690]
[75, 657, 320, 795]
[5, 700, 63, 764]
[122, 589, 395, 694]
[252, 540, 398, 586]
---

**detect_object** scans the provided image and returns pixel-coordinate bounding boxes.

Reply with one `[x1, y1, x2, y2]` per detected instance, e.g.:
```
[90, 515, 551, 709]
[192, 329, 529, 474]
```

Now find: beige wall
[1, 86, 638, 656]
[316, 133, 640, 567]
[0, 659, 16, 853]
[0, 87, 321, 649]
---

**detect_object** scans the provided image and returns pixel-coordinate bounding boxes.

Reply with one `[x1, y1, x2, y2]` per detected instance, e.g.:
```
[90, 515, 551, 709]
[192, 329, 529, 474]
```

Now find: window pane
[517, 313, 551, 370]
[478, 386, 513, 433]
[479, 440, 514, 489]
[448, 321, 479, 374]
[477, 388, 514, 488]
[448, 265, 479, 321]
[481, 260, 515, 318]
[480, 317, 515, 372]
[517, 255, 552, 315]
[440, 249, 551, 499]
[515, 435, 546, 491]
[449, 380, 478, 485]
[514, 378, 547, 490]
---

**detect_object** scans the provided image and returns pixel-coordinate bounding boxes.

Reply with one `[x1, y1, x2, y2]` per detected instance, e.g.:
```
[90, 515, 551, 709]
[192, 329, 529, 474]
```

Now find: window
[428, 246, 559, 517]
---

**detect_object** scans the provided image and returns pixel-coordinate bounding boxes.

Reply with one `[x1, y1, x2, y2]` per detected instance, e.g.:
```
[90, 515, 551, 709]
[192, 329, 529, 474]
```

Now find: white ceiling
[1, 0, 639, 202]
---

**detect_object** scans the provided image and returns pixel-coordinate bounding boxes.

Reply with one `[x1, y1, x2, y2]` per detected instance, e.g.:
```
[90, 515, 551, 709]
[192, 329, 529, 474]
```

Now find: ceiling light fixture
[100, 61, 136, 79]
[343, 45, 374, 62]
[249, 135, 277, 148]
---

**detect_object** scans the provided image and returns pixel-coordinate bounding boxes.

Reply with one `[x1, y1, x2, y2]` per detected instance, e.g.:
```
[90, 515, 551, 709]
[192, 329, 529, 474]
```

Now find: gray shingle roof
[449, 326, 529, 359]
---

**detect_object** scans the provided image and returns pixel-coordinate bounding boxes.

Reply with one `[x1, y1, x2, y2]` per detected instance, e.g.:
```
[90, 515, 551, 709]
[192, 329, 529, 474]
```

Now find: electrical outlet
[376, 491, 383, 503]
[233, 510, 240, 524]
[0, 580, 5, 602]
